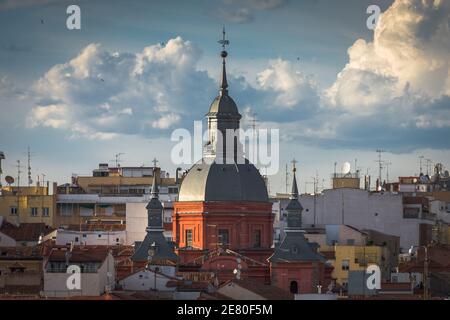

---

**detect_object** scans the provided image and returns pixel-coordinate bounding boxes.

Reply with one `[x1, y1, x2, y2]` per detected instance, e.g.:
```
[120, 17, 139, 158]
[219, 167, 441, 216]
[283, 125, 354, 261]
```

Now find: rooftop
[0, 222, 54, 242]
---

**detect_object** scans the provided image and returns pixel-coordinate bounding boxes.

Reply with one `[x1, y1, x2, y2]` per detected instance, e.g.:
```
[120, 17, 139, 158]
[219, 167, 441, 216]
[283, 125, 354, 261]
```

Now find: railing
[46, 266, 99, 273]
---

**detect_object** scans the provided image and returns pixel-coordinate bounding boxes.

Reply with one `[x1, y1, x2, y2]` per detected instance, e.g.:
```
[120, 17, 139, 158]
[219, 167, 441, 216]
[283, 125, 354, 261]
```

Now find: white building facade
[273, 188, 433, 251]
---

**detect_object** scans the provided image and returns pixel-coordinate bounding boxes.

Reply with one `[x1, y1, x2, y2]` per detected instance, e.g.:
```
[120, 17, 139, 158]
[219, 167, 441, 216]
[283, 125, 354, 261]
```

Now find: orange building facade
[173, 201, 274, 265]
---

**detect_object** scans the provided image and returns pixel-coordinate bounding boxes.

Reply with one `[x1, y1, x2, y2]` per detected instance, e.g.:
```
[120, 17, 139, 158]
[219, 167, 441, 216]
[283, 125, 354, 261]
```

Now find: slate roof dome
[207, 95, 241, 118]
[178, 159, 268, 202]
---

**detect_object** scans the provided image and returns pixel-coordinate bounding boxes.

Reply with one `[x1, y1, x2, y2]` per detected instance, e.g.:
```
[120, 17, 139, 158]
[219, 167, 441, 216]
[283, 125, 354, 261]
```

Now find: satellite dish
[341, 162, 351, 175]
[5, 175, 14, 185]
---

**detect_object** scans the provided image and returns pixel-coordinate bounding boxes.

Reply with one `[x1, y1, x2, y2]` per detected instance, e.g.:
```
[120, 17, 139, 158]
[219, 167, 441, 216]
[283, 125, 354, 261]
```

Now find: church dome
[178, 159, 268, 202]
[207, 95, 241, 118]
[177, 28, 268, 203]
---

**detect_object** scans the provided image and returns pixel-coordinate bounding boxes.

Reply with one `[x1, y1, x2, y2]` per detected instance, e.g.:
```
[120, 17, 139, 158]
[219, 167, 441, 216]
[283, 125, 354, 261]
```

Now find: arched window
[290, 280, 298, 294]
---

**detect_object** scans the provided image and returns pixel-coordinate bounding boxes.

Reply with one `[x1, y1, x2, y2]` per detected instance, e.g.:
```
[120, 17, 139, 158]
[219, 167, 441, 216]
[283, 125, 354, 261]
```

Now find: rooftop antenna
[375, 149, 385, 185]
[24, 146, 35, 186]
[418, 155, 425, 175]
[334, 162, 337, 178]
[16, 160, 23, 225]
[285, 163, 289, 194]
[425, 159, 432, 176]
[112, 153, 125, 167]
[0, 151, 5, 188]
[250, 112, 258, 167]
[312, 169, 318, 226]
[384, 161, 392, 183]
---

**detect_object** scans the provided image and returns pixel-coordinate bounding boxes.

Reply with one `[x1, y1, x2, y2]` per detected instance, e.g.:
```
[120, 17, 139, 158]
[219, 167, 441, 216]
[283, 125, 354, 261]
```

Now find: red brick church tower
[173, 28, 273, 283]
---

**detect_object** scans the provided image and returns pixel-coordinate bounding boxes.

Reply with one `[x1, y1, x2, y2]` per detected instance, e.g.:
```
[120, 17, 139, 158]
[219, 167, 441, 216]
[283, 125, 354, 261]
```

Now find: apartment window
[75, 237, 79, 242]
[403, 207, 420, 219]
[58, 203, 73, 216]
[252, 229, 262, 248]
[168, 187, 178, 194]
[218, 229, 229, 246]
[342, 259, 350, 271]
[30, 207, 38, 217]
[10, 207, 18, 215]
[185, 229, 193, 247]
[42, 207, 50, 217]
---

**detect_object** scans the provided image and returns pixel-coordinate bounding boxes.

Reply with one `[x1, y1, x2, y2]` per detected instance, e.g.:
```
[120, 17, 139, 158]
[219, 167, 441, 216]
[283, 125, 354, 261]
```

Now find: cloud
[306, 0, 450, 152]
[216, 7, 253, 24]
[257, 59, 319, 109]
[29, 37, 216, 140]
[0, 76, 27, 99]
[326, 0, 450, 111]
[26, 0, 450, 152]
[215, 0, 285, 24]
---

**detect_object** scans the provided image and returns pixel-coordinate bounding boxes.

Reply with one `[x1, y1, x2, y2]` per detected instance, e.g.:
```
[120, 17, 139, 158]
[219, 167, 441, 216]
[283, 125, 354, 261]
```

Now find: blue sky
[0, 0, 449, 194]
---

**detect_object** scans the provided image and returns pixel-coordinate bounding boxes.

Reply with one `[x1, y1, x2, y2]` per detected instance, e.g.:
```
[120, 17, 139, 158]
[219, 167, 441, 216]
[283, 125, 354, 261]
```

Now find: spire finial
[291, 158, 299, 198]
[151, 167, 159, 199]
[218, 25, 230, 95]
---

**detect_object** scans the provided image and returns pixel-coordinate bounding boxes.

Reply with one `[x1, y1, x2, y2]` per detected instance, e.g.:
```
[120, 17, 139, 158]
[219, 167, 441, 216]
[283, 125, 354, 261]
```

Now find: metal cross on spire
[218, 25, 229, 95]
[152, 157, 159, 168]
[218, 25, 229, 51]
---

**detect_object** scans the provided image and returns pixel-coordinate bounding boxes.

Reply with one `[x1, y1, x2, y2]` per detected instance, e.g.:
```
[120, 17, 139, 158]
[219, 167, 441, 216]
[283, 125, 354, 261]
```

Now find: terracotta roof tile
[0, 222, 54, 242]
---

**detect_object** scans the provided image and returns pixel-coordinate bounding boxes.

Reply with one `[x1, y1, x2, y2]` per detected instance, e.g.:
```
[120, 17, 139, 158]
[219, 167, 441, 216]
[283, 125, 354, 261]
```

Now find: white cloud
[257, 59, 318, 108]
[326, 0, 450, 112]
[29, 37, 215, 139]
[151, 113, 181, 129]
[27, 104, 69, 129]
[216, 0, 285, 24]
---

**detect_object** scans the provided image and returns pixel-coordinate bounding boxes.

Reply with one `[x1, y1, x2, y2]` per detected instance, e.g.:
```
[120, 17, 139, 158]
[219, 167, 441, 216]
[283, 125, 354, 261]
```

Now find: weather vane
[291, 158, 298, 172]
[218, 25, 229, 56]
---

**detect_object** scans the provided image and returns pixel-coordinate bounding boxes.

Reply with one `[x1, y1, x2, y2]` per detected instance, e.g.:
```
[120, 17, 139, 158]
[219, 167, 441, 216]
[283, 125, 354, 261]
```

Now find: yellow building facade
[320, 245, 388, 286]
[0, 186, 56, 226]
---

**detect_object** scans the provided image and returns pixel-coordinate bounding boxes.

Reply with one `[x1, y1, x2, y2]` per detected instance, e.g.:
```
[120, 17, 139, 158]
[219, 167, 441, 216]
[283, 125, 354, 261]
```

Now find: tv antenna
[425, 158, 432, 176]
[418, 155, 424, 175]
[384, 161, 392, 183]
[285, 163, 289, 194]
[23, 146, 35, 186]
[0, 151, 5, 188]
[375, 149, 385, 184]
[111, 153, 125, 167]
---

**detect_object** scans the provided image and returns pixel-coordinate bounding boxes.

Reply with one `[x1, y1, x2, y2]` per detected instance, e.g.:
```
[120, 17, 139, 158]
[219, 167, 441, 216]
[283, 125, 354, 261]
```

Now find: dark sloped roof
[131, 231, 178, 263]
[285, 198, 303, 211]
[206, 95, 241, 118]
[269, 231, 326, 263]
[178, 160, 268, 202]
